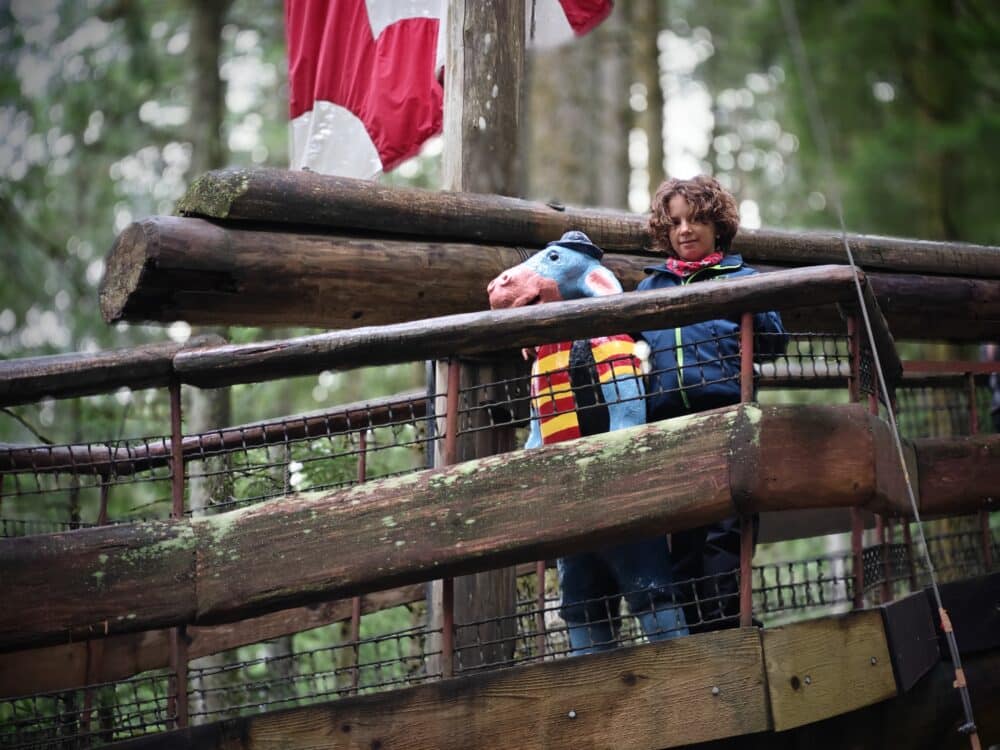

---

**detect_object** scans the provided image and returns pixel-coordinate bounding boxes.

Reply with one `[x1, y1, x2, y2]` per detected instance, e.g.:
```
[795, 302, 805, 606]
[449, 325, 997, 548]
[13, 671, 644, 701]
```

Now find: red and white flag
[286, 0, 613, 179]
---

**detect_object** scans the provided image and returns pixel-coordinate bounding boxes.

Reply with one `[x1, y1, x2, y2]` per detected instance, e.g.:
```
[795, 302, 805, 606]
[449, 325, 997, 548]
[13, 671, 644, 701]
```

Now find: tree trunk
[629, 0, 665, 193]
[523, 7, 630, 209]
[185, 0, 234, 724]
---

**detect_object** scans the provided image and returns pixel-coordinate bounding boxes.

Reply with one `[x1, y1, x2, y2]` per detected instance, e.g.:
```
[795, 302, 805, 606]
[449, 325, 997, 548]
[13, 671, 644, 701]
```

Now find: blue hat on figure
[546, 230, 604, 261]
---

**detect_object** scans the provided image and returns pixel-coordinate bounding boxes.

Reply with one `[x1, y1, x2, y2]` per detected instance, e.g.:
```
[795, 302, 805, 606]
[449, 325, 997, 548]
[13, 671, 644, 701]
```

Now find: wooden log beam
[2, 404, 995, 652]
[112, 628, 770, 750]
[0, 391, 428, 475]
[0, 335, 224, 407]
[171, 265, 865, 388]
[175, 167, 1000, 278]
[914, 435, 1000, 516]
[100, 216, 1000, 341]
[99, 217, 531, 329]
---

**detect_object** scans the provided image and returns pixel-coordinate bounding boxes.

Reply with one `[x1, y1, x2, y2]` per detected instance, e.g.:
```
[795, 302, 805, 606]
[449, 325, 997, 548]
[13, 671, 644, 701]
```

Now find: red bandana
[665, 251, 724, 277]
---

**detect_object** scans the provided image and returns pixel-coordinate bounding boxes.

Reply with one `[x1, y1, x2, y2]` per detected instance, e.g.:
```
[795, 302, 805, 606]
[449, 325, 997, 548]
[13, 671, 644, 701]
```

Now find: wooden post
[438, 0, 524, 674]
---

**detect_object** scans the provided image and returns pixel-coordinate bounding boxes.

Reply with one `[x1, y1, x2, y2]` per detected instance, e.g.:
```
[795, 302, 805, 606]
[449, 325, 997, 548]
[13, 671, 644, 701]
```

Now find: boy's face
[667, 194, 717, 261]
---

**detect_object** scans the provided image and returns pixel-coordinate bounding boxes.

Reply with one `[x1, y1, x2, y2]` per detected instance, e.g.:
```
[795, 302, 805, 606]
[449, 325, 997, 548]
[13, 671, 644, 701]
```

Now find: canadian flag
[286, 0, 613, 179]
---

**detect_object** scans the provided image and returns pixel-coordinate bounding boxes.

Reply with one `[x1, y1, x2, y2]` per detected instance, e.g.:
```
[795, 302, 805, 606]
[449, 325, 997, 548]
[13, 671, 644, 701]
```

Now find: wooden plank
[172, 265, 861, 388]
[664, 648, 1000, 750]
[173, 167, 1000, 279]
[762, 609, 897, 731]
[880, 592, 940, 692]
[113, 628, 769, 750]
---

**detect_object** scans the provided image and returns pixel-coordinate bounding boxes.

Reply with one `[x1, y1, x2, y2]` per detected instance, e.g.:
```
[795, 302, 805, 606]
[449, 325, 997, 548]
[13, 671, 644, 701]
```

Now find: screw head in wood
[567, 709, 577, 719]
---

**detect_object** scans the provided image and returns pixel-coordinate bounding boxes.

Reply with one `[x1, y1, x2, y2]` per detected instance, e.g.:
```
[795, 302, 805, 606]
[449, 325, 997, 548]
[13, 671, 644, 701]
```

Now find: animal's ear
[583, 266, 623, 296]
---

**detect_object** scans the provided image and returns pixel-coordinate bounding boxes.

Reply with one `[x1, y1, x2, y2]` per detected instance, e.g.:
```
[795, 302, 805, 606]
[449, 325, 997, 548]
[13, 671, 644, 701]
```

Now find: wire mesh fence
[0, 331, 893, 538]
[2, 515, 995, 748]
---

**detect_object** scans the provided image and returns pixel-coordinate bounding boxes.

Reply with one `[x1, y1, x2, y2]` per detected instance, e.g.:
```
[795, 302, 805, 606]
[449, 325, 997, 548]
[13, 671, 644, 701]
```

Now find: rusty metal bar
[441, 576, 454, 679]
[739, 514, 754, 627]
[851, 509, 865, 609]
[534, 560, 547, 658]
[740, 312, 754, 404]
[965, 373, 994, 571]
[739, 313, 755, 626]
[847, 316, 860, 403]
[438, 359, 461, 679]
[167, 381, 189, 728]
[97, 478, 110, 526]
[350, 431, 367, 693]
[169, 625, 188, 729]
[80, 639, 104, 734]
[169, 380, 184, 519]
[876, 515, 891, 603]
[903, 520, 919, 591]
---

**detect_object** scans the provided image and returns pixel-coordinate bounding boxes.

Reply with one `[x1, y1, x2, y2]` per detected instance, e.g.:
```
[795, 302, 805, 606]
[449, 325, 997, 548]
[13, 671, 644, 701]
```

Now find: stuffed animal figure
[487, 230, 688, 654]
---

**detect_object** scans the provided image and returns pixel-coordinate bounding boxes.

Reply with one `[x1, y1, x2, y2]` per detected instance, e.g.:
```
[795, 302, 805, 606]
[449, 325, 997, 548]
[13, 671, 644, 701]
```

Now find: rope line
[776, 0, 981, 744]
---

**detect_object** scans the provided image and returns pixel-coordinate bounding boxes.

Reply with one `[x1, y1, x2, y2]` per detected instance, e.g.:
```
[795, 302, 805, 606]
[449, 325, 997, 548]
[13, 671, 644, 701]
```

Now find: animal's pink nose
[487, 272, 511, 293]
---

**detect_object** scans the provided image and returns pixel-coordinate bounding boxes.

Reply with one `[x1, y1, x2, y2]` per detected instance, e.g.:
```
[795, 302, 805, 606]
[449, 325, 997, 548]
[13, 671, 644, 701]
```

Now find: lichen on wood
[175, 167, 251, 218]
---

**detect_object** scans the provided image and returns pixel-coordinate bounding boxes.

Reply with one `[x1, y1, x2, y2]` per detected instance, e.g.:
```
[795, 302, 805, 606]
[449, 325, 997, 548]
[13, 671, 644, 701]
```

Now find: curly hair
[647, 175, 740, 256]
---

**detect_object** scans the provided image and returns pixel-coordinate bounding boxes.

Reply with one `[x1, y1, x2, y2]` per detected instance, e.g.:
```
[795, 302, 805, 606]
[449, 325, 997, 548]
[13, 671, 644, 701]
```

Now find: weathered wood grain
[99, 215, 1000, 340]
[762, 609, 897, 730]
[174, 167, 1000, 278]
[2, 404, 993, 652]
[171, 265, 863, 388]
[650, 649, 1000, 750]
[0, 406, 739, 651]
[0, 334, 223, 407]
[914, 435, 1000, 516]
[113, 628, 769, 750]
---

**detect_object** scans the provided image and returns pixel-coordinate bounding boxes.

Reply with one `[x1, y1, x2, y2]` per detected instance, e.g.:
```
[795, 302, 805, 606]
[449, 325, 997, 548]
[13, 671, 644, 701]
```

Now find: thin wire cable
[777, 0, 979, 742]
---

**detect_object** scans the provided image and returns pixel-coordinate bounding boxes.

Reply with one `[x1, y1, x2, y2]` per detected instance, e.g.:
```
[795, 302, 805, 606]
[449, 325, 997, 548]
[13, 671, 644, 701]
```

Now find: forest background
[0, 0, 997, 725]
[0, 0, 996, 511]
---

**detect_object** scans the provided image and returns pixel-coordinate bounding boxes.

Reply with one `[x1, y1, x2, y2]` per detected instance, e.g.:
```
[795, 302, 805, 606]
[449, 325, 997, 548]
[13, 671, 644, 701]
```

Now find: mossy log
[175, 167, 1000, 277]
[99, 216, 1000, 339]
[1, 404, 995, 652]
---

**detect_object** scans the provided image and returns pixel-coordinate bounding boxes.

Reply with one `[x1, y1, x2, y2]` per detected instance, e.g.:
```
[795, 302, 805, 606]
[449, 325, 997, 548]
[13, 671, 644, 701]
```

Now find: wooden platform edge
[762, 609, 897, 731]
[109, 628, 769, 750]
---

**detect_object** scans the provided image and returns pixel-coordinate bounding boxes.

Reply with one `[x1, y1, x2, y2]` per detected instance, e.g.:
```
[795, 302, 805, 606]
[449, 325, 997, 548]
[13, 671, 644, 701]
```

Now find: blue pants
[558, 535, 688, 655]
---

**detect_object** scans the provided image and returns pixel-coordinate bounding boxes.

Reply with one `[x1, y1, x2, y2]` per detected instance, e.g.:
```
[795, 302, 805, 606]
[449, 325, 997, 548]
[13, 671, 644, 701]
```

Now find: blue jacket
[637, 253, 788, 419]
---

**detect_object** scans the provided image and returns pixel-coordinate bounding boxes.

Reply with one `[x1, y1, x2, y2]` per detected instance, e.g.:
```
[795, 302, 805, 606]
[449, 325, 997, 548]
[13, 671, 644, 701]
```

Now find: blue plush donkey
[487, 230, 688, 654]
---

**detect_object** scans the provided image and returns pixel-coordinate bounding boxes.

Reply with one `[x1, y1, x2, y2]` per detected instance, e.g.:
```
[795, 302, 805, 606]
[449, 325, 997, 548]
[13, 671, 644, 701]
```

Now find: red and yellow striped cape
[530, 334, 642, 444]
